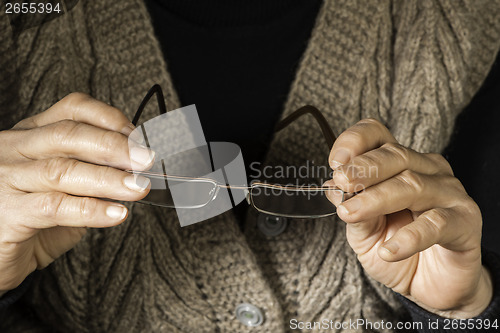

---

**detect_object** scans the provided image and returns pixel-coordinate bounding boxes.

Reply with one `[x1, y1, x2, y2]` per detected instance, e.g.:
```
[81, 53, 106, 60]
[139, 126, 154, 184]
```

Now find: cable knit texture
[1, 0, 500, 332]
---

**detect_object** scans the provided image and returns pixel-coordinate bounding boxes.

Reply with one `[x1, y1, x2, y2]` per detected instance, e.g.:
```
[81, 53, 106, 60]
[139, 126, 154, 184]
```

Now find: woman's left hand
[324, 118, 492, 319]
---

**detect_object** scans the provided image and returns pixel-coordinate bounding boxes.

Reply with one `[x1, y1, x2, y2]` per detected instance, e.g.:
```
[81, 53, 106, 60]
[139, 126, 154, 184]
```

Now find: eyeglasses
[129, 84, 344, 219]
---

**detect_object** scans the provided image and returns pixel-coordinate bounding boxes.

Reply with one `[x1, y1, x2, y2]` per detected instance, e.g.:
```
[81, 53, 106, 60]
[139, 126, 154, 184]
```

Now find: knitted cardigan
[1, 1, 500, 332]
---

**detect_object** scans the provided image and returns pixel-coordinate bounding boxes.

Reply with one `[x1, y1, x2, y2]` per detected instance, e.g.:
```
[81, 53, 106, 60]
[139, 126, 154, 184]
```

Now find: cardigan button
[235, 303, 264, 327]
[257, 214, 287, 237]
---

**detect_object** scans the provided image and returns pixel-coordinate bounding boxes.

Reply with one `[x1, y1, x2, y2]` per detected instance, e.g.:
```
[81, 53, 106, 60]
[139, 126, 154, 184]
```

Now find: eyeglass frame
[129, 84, 344, 218]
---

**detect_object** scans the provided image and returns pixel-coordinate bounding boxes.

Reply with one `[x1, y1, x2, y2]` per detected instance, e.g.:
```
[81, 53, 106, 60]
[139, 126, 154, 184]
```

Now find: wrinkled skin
[325, 119, 492, 319]
[0, 93, 153, 295]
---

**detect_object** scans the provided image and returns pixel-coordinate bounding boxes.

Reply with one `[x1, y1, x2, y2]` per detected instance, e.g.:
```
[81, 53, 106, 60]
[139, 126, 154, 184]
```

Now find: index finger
[329, 118, 397, 169]
[13, 93, 136, 137]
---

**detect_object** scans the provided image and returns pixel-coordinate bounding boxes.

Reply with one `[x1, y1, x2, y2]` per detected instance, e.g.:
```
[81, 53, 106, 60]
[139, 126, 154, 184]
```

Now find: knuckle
[98, 130, 125, 154]
[361, 184, 382, 204]
[398, 170, 425, 194]
[90, 165, 113, 191]
[352, 183, 366, 193]
[346, 155, 379, 182]
[42, 158, 79, 187]
[352, 153, 378, 169]
[78, 197, 99, 219]
[12, 117, 35, 130]
[459, 197, 481, 219]
[427, 153, 453, 175]
[358, 118, 391, 135]
[61, 92, 92, 110]
[399, 226, 423, 246]
[382, 142, 410, 165]
[358, 118, 384, 128]
[338, 129, 365, 145]
[98, 166, 116, 187]
[425, 209, 448, 234]
[443, 176, 465, 193]
[0, 130, 19, 149]
[49, 119, 80, 144]
[38, 192, 66, 219]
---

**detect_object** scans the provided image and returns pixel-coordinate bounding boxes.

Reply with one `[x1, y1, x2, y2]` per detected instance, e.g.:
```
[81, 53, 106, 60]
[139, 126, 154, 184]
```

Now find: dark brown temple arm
[275, 105, 337, 149]
[132, 84, 167, 126]
[133, 87, 336, 150]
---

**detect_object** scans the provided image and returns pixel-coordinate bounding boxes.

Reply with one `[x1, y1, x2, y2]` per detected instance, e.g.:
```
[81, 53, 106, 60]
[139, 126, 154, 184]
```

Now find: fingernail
[340, 198, 361, 214]
[106, 205, 127, 220]
[337, 205, 349, 216]
[124, 174, 150, 192]
[382, 241, 399, 255]
[331, 149, 350, 169]
[130, 146, 155, 168]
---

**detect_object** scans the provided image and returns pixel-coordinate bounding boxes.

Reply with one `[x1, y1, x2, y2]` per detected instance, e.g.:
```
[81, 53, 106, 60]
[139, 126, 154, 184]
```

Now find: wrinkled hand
[325, 119, 492, 319]
[0, 93, 154, 296]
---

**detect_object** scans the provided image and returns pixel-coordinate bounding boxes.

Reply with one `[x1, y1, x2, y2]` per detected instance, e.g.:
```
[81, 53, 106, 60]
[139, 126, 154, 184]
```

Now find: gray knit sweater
[1, 0, 500, 332]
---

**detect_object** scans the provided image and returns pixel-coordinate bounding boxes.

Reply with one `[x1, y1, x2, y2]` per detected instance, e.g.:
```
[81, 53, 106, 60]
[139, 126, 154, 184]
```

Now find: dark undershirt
[443, 57, 500, 255]
[145, 0, 500, 254]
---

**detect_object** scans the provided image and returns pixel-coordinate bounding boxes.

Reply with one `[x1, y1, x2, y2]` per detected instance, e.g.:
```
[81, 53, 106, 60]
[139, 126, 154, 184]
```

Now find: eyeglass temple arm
[274, 105, 337, 149]
[132, 84, 167, 126]
[132, 89, 335, 148]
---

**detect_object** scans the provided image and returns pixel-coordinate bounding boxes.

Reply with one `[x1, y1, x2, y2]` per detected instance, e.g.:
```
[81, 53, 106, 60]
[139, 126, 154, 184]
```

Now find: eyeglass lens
[250, 185, 342, 218]
[139, 175, 218, 209]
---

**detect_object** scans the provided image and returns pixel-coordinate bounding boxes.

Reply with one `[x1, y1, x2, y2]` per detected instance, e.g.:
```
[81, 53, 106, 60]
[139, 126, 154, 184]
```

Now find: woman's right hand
[0, 93, 154, 296]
